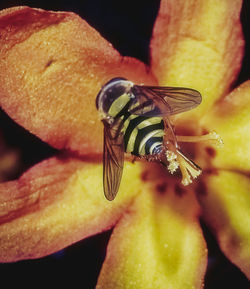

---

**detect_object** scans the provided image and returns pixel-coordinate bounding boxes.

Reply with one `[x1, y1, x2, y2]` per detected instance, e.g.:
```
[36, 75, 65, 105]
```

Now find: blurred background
[0, 1, 249, 288]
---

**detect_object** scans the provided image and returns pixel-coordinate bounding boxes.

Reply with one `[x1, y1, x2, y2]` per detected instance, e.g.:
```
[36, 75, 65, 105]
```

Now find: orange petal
[197, 171, 250, 278]
[97, 164, 207, 288]
[0, 156, 143, 262]
[0, 7, 155, 155]
[151, 0, 244, 118]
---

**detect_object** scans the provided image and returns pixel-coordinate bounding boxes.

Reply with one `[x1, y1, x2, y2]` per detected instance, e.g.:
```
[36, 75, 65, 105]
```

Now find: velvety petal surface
[197, 81, 250, 277]
[0, 157, 143, 262]
[150, 0, 244, 118]
[200, 80, 250, 172]
[97, 164, 207, 289]
[197, 171, 250, 279]
[0, 7, 155, 156]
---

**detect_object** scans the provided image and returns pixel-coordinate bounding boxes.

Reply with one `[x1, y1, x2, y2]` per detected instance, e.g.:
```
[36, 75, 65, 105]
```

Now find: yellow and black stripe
[106, 90, 164, 157]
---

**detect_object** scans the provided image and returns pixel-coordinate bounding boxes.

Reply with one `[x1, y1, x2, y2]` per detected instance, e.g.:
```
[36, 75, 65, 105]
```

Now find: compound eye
[96, 78, 133, 115]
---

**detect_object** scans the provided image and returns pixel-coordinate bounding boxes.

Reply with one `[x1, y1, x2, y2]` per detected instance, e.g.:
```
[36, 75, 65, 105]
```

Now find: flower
[0, 1, 249, 288]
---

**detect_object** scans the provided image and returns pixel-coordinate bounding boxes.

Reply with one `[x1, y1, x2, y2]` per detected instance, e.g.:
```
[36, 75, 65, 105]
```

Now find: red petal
[0, 7, 155, 155]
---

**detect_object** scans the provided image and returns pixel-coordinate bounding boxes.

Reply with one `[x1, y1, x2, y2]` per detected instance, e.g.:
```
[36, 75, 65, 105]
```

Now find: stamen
[176, 131, 223, 147]
[168, 161, 179, 174]
[176, 150, 201, 186]
[166, 150, 179, 174]
[162, 120, 218, 185]
[166, 150, 177, 162]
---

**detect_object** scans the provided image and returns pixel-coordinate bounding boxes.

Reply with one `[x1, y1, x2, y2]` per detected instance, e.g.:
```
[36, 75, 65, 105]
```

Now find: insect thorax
[97, 78, 166, 157]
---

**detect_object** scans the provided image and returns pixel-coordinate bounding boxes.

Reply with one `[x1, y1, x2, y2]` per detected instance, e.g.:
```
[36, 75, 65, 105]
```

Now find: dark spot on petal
[206, 146, 216, 158]
[196, 179, 208, 196]
[45, 58, 55, 69]
[202, 128, 209, 135]
[204, 168, 219, 176]
[228, 232, 241, 248]
[156, 182, 168, 194]
[174, 184, 186, 197]
[141, 170, 149, 181]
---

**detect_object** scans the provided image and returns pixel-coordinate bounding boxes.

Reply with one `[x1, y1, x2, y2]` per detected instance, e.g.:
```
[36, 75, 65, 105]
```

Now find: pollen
[209, 131, 224, 147]
[168, 161, 179, 174]
[166, 150, 179, 174]
[166, 150, 177, 162]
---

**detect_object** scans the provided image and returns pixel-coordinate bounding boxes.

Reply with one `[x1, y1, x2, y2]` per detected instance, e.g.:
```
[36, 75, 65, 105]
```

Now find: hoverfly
[96, 78, 202, 201]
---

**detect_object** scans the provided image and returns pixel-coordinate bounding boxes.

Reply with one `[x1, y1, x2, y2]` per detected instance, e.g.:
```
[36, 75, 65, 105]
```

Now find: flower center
[163, 123, 223, 186]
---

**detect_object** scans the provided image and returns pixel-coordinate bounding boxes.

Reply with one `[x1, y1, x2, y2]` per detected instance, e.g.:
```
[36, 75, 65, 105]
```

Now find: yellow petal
[200, 80, 250, 172]
[0, 157, 142, 262]
[197, 170, 250, 278]
[97, 164, 207, 289]
[151, 0, 244, 118]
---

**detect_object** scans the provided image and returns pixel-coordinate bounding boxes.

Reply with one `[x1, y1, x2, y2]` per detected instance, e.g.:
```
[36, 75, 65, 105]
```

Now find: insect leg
[163, 117, 179, 149]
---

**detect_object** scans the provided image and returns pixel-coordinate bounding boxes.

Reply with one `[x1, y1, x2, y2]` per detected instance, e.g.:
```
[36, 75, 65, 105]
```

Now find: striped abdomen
[108, 92, 165, 157]
[123, 114, 164, 156]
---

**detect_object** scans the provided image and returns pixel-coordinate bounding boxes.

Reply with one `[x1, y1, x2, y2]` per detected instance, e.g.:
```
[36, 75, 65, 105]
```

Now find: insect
[96, 77, 202, 201]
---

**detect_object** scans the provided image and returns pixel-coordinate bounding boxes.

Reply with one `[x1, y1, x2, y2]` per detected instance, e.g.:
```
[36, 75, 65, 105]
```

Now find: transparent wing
[103, 121, 124, 201]
[129, 85, 202, 117]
